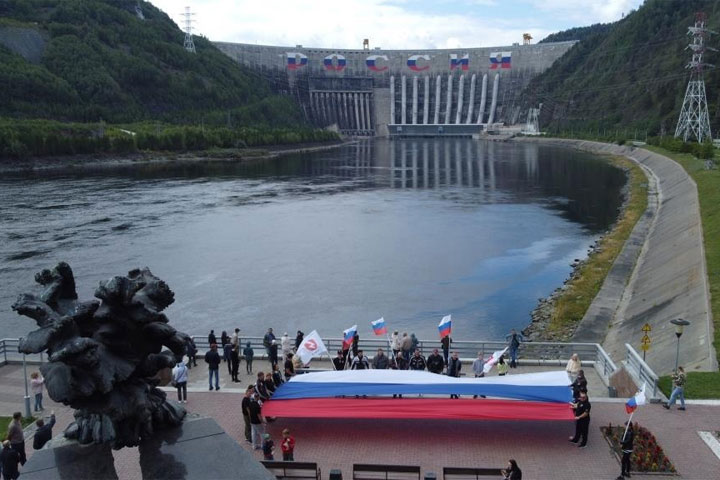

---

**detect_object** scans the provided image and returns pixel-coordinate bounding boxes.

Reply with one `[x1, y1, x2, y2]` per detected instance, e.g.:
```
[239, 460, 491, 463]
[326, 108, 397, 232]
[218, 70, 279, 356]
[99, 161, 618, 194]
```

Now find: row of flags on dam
[296, 314, 504, 375]
[287, 52, 512, 71]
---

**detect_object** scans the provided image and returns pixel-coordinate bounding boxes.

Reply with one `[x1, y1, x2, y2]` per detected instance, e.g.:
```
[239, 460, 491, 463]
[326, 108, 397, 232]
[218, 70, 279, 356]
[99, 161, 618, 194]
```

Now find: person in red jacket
[281, 428, 295, 461]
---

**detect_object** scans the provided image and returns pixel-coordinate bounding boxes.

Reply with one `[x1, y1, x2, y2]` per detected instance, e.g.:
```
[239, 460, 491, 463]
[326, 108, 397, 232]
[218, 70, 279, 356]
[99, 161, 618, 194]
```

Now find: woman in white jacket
[391, 331, 401, 357]
[566, 353, 581, 382]
[172, 361, 189, 403]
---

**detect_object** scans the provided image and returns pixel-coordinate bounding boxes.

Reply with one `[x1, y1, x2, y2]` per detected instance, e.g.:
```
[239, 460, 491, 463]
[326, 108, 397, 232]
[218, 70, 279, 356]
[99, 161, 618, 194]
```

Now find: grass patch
[658, 372, 720, 399]
[543, 156, 648, 339]
[0, 416, 36, 441]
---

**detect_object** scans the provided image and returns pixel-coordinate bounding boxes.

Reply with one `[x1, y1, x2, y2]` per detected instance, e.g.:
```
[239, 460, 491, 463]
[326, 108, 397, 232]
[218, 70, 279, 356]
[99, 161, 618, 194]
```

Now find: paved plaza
[1, 361, 718, 479]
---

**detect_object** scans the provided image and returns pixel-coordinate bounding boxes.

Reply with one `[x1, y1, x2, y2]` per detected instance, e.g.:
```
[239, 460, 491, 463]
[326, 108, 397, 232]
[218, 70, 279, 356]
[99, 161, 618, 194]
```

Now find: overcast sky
[149, 0, 644, 49]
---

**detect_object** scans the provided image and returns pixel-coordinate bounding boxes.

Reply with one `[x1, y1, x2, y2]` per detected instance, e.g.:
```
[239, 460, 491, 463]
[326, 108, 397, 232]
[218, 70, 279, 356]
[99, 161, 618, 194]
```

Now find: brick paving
[1, 362, 717, 479]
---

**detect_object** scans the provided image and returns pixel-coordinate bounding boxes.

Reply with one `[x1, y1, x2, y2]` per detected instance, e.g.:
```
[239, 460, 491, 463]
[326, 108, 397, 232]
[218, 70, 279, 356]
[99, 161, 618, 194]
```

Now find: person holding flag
[438, 315, 452, 366]
[295, 330, 329, 367]
[341, 325, 357, 367]
[617, 382, 646, 478]
[483, 347, 509, 375]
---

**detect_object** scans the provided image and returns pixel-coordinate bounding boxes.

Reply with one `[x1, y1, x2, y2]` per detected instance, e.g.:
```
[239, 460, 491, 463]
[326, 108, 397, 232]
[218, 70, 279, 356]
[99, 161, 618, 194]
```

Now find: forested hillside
[524, 0, 720, 136]
[0, 0, 302, 126]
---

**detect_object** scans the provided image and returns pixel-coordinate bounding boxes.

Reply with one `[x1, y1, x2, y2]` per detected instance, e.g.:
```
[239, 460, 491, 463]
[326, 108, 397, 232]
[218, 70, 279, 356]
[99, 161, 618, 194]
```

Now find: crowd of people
[2, 328, 686, 480]
[1, 370, 56, 480]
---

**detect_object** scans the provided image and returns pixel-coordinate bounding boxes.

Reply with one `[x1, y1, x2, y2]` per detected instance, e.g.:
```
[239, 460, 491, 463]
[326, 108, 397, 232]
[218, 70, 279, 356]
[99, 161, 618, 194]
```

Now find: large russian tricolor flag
[489, 51, 511, 69]
[263, 370, 574, 421]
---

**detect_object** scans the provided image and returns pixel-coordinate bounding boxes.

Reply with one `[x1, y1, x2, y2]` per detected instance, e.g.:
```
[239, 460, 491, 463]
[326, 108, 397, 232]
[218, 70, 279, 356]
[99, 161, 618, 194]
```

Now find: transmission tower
[675, 12, 715, 143]
[182, 6, 196, 53]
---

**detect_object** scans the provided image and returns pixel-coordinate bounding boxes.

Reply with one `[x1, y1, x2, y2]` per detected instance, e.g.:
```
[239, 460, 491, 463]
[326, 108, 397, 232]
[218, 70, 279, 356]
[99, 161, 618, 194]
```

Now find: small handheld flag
[342, 325, 357, 348]
[295, 330, 329, 365]
[483, 347, 509, 374]
[371, 317, 387, 336]
[625, 383, 647, 414]
[438, 315, 452, 338]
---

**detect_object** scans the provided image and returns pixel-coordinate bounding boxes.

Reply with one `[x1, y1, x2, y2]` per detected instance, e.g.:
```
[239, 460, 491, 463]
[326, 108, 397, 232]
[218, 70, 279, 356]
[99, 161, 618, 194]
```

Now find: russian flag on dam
[366, 54, 389, 72]
[324, 54, 346, 71]
[407, 54, 430, 71]
[371, 317, 387, 336]
[450, 54, 469, 71]
[438, 315, 452, 338]
[489, 51, 512, 69]
[287, 52, 308, 70]
[262, 370, 574, 421]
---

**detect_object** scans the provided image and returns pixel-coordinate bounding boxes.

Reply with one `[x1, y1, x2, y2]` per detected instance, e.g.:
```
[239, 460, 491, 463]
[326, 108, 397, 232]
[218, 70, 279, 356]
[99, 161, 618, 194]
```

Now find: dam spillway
[214, 41, 575, 136]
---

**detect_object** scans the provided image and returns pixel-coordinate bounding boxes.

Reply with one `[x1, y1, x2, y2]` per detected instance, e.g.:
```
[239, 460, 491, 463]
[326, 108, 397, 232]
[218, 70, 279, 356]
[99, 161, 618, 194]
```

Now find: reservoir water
[0, 139, 625, 341]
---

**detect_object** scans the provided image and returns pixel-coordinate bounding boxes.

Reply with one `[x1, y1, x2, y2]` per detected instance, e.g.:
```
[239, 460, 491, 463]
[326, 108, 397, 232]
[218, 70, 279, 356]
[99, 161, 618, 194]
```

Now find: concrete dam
[214, 41, 575, 136]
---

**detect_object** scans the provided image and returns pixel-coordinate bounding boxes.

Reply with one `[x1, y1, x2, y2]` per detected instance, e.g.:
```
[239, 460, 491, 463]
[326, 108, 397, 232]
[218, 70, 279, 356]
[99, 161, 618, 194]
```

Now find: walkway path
[1, 362, 717, 479]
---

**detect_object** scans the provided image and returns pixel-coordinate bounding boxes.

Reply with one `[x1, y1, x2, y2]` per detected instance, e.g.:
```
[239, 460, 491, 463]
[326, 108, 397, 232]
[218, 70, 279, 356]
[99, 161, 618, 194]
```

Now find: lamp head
[670, 318, 690, 337]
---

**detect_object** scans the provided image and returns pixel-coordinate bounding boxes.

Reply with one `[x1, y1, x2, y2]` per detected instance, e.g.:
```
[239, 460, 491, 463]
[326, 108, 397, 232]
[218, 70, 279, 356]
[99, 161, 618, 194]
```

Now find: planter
[600, 423, 677, 475]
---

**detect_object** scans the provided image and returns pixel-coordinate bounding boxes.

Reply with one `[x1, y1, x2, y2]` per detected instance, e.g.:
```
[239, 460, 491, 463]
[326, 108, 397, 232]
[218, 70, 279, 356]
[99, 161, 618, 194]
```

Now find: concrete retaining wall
[518, 139, 717, 376]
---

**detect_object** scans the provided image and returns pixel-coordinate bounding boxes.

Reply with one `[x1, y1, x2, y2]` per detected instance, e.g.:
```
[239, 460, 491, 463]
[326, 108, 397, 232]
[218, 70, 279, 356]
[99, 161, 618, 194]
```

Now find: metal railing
[0, 335, 621, 387]
[0, 338, 44, 365]
[624, 343, 660, 399]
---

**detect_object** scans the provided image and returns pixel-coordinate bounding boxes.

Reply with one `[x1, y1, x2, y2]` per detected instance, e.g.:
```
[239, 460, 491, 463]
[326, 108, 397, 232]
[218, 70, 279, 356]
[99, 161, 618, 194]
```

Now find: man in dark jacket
[230, 344, 241, 382]
[294, 331, 304, 350]
[332, 350, 346, 371]
[205, 343, 221, 390]
[372, 348, 390, 369]
[284, 353, 295, 380]
[33, 412, 56, 450]
[223, 342, 234, 376]
[427, 348, 444, 374]
[351, 332, 360, 358]
[569, 391, 591, 447]
[617, 421, 634, 479]
[208, 329, 217, 346]
[1, 440, 21, 480]
[263, 328, 276, 355]
[268, 340, 279, 369]
[185, 337, 198, 368]
[447, 352, 462, 399]
[440, 335, 452, 366]
[409, 350, 427, 371]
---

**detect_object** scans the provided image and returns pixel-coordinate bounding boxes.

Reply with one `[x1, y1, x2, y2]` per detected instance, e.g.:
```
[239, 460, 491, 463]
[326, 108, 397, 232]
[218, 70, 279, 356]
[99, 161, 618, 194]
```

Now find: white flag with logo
[483, 347, 508, 374]
[295, 330, 328, 365]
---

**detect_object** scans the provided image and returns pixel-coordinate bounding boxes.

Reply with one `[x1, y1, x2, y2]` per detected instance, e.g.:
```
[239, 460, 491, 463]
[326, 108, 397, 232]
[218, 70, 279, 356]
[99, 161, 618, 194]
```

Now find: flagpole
[622, 411, 634, 442]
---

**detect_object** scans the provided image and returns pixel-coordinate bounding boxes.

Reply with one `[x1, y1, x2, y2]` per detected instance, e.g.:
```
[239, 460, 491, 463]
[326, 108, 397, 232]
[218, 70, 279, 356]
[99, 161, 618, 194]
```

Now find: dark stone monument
[13, 263, 274, 479]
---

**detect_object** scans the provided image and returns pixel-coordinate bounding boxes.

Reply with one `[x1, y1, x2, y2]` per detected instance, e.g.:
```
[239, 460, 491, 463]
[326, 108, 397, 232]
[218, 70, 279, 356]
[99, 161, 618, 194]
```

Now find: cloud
[527, 0, 644, 24]
[148, 0, 640, 49]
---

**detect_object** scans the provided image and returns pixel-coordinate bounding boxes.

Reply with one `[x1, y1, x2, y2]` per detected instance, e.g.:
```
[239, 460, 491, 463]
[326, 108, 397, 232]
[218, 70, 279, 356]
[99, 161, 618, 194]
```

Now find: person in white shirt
[566, 353, 582, 382]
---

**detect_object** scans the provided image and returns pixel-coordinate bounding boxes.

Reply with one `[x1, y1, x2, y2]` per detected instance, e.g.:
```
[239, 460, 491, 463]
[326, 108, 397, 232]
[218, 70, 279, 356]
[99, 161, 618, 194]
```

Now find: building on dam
[215, 40, 575, 137]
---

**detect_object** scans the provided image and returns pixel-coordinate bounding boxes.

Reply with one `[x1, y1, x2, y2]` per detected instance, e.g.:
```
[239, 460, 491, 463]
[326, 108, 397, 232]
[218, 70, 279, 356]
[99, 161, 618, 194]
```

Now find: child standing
[30, 372, 44, 411]
[281, 428, 295, 461]
[262, 433, 275, 460]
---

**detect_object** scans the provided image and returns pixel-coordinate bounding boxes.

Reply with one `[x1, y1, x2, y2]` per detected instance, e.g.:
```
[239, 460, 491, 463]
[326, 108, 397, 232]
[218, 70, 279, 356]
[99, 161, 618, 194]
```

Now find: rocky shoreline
[522, 163, 633, 341]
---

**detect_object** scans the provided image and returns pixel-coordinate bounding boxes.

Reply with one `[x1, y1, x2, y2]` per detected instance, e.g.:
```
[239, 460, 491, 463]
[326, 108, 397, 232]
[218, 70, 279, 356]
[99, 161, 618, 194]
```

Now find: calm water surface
[0, 139, 625, 340]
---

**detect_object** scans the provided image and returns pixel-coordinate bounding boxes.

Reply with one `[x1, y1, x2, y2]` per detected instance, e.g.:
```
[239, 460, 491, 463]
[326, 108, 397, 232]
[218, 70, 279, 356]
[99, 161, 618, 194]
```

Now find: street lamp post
[670, 318, 690, 372]
[21, 338, 31, 418]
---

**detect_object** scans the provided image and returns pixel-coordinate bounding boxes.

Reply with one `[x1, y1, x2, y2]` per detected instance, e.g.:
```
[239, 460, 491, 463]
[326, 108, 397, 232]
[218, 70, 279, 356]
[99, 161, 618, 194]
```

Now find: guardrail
[624, 343, 660, 399]
[0, 338, 44, 365]
[0, 335, 621, 387]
